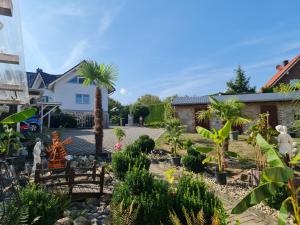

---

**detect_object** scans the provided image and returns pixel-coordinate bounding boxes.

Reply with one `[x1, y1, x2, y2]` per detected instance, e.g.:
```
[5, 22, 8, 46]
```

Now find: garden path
[61, 126, 164, 155]
[150, 163, 277, 225]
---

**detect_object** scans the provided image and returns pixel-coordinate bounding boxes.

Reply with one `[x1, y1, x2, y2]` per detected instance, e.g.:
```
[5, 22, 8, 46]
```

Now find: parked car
[21, 116, 41, 132]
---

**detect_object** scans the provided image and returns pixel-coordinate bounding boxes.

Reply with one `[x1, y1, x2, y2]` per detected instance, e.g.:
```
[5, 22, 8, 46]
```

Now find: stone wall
[175, 101, 299, 133]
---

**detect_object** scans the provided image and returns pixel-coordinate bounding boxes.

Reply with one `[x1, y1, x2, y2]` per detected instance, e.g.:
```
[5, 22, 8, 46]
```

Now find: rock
[55, 217, 73, 225]
[240, 173, 248, 181]
[88, 155, 95, 161]
[63, 210, 71, 217]
[70, 161, 79, 168]
[86, 198, 98, 206]
[73, 216, 90, 225]
[91, 218, 98, 225]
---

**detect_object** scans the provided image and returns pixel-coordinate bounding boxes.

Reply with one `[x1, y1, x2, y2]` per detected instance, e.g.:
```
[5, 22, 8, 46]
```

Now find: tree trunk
[94, 87, 103, 158]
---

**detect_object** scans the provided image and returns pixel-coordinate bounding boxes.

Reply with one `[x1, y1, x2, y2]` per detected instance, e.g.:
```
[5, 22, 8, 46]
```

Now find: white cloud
[99, 12, 113, 33]
[62, 40, 88, 70]
[119, 88, 127, 95]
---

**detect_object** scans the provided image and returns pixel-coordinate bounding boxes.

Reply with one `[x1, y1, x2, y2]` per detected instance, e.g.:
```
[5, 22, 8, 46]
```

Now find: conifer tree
[226, 66, 256, 94]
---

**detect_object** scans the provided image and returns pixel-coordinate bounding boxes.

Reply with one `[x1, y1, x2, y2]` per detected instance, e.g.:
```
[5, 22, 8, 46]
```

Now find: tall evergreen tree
[226, 66, 256, 94]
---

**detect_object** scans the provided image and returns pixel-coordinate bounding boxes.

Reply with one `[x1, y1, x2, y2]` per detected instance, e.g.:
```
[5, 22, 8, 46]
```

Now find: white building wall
[52, 70, 109, 112]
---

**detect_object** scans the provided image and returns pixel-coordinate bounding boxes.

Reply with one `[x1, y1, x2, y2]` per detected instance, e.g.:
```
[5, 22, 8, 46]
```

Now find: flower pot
[215, 171, 227, 185]
[229, 131, 239, 141]
[170, 156, 181, 166]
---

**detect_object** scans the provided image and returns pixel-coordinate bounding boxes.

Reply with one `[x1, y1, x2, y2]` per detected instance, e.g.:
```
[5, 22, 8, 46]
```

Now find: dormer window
[68, 76, 85, 84]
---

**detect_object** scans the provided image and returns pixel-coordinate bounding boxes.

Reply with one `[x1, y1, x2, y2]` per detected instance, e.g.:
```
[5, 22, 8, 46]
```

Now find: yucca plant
[165, 118, 186, 156]
[231, 134, 300, 225]
[168, 207, 220, 225]
[111, 201, 139, 225]
[114, 128, 126, 142]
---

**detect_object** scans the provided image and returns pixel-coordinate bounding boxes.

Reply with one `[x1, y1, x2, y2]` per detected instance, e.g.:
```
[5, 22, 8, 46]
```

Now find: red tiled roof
[264, 54, 300, 88]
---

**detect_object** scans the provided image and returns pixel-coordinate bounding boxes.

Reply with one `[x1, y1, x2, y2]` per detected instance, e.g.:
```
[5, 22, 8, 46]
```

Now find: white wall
[50, 70, 109, 112]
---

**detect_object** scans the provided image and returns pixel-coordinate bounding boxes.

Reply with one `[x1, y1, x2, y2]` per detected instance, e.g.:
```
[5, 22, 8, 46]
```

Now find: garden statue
[275, 125, 293, 159]
[32, 138, 43, 172]
[46, 131, 72, 169]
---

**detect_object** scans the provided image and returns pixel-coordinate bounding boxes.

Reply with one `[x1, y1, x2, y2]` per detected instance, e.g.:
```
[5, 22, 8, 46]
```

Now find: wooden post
[34, 163, 42, 184]
[65, 161, 71, 182]
[92, 161, 96, 181]
[69, 168, 75, 197]
[99, 166, 105, 195]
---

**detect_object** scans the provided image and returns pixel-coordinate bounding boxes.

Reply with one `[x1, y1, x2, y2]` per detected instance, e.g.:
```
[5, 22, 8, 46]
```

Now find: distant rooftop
[172, 92, 300, 105]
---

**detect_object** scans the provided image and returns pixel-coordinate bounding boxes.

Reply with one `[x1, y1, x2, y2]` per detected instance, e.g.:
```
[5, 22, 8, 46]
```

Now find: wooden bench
[34, 161, 106, 200]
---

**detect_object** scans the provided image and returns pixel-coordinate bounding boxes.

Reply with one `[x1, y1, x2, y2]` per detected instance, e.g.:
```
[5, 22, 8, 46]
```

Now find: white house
[26, 61, 113, 128]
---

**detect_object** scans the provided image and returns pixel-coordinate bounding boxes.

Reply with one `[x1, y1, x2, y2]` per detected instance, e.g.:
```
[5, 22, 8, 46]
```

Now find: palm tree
[197, 96, 250, 152]
[78, 61, 117, 157]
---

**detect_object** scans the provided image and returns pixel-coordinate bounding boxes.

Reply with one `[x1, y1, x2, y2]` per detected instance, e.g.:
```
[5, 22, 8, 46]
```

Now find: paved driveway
[61, 126, 164, 155]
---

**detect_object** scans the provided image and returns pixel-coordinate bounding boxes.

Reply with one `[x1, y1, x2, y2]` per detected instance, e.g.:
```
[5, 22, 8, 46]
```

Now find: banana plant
[0, 108, 37, 155]
[196, 121, 232, 172]
[231, 134, 300, 225]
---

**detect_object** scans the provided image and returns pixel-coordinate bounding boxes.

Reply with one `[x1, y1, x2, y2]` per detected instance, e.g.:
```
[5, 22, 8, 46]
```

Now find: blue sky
[20, 0, 300, 104]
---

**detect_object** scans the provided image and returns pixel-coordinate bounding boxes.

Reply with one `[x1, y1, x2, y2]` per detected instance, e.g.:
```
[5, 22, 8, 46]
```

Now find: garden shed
[172, 92, 300, 133]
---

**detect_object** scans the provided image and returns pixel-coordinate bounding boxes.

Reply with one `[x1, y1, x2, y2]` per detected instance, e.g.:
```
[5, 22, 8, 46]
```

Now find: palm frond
[78, 60, 118, 90]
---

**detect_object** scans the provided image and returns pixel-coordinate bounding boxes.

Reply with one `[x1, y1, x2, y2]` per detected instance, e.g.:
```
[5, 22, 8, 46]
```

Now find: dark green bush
[134, 135, 155, 154]
[125, 143, 142, 158]
[112, 149, 151, 180]
[182, 147, 206, 173]
[175, 176, 227, 225]
[50, 112, 77, 128]
[112, 168, 171, 225]
[3, 184, 70, 225]
[145, 121, 165, 128]
[264, 186, 290, 210]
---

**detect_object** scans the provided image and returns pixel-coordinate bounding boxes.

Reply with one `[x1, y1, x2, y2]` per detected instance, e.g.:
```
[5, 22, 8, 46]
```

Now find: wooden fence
[34, 161, 106, 200]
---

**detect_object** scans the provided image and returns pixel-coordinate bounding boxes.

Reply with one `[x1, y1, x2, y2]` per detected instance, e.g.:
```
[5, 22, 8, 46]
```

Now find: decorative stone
[63, 210, 71, 217]
[91, 218, 98, 225]
[55, 217, 73, 225]
[88, 155, 95, 161]
[73, 216, 90, 225]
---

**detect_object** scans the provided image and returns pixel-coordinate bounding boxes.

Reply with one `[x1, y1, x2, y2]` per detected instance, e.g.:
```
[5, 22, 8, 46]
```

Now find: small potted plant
[196, 121, 232, 185]
[165, 118, 185, 166]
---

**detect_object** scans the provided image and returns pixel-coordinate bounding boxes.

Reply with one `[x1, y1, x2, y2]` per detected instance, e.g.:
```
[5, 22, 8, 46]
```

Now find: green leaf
[225, 151, 238, 158]
[256, 134, 285, 167]
[231, 182, 284, 214]
[278, 197, 292, 225]
[202, 156, 216, 164]
[218, 121, 231, 139]
[194, 146, 213, 154]
[290, 151, 300, 165]
[196, 126, 214, 139]
[1, 108, 37, 124]
[260, 167, 294, 183]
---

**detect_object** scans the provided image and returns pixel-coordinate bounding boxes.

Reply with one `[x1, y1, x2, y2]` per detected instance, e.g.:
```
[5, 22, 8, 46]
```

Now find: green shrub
[182, 147, 206, 173]
[175, 176, 227, 225]
[134, 135, 155, 154]
[145, 103, 165, 124]
[112, 168, 171, 225]
[112, 149, 151, 180]
[50, 112, 77, 128]
[144, 121, 165, 128]
[125, 143, 142, 158]
[3, 184, 70, 225]
[264, 186, 290, 210]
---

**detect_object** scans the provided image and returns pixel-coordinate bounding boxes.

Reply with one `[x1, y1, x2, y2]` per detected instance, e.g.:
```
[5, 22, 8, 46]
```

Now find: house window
[76, 94, 90, 104]
[78, 77, 85, 84]
[41, 96, 49, 103]
[68, 77, 78, 83]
